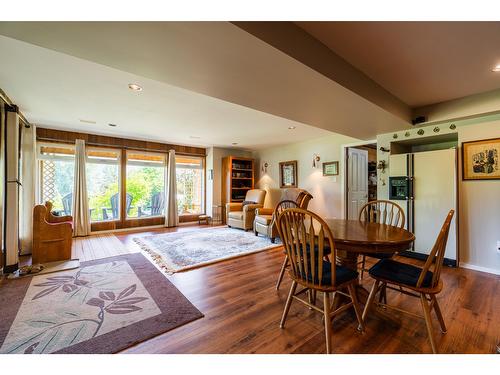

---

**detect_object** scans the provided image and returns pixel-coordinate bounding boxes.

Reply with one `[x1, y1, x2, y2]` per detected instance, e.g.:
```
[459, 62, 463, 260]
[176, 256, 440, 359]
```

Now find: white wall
[458, 121, 500, 274]
[377, 117, 500, 274]
[252, 133, 359, 219]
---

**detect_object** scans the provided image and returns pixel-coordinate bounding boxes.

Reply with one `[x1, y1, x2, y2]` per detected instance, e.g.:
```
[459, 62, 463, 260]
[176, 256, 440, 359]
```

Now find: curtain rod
[36, 136, 206, 157]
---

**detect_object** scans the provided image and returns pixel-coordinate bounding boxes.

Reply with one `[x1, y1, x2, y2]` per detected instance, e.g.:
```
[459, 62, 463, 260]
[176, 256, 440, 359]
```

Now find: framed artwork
[279, 160, 298, 188]
[462, 137, 500, 180]
[322, 161, 339, 176]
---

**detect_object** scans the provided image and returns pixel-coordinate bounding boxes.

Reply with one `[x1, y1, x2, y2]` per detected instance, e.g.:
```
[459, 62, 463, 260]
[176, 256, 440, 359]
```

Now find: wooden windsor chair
[362, 210, 455, 353]
[358, 200, 405, 280]
[277, 208, 364, 354]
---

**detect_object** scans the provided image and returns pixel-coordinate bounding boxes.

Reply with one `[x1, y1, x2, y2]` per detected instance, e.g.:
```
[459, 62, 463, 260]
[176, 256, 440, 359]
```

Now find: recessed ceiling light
[108, 123, 117, 127]
[189, 136, 201, 139]
[79, 119, 96, 124]
[288, 126, 296, 130]
[232, 142, 238, 145]
[492, 64, 500, 72]
[128, 83, 143, 91]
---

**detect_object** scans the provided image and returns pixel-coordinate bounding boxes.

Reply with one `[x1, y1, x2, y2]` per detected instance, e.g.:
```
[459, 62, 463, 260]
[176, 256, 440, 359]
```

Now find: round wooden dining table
[317, 219, 414, 305]
[322, 219, 415, 271]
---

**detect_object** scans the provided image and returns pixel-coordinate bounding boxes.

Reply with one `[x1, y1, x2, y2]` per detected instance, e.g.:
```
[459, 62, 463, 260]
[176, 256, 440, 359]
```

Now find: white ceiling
[0, 22, 409, 147]
[0, 35, 334, 150]
[297, 21, 500, 108]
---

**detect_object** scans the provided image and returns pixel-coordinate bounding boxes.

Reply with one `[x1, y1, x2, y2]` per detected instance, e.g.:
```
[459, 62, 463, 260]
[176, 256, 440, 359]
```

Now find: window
[38, 144, 75, 215]
[86, 148, 121, 222]
[126, 151, 165, 219]
[176, 156, 204, 215]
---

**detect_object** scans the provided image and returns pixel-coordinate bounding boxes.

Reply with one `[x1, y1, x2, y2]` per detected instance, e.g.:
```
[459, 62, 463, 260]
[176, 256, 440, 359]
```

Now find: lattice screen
[41, 160, 56, 203]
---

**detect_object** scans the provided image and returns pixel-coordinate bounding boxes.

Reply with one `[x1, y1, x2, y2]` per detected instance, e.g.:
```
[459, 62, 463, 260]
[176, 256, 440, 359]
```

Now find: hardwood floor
[19, 224, 500, 353]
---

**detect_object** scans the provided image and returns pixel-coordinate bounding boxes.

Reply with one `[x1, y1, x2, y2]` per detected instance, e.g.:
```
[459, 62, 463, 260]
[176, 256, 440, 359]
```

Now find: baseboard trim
[460, 263, 500, 276]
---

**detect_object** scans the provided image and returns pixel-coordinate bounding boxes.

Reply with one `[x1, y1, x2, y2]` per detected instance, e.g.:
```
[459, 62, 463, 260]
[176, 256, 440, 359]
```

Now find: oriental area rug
[134, 227, 280, 274]
[0, 253, 203, 354]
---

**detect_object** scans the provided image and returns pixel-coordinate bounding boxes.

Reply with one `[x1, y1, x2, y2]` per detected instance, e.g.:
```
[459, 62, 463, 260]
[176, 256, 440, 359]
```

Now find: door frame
[341, 139, 376, 220]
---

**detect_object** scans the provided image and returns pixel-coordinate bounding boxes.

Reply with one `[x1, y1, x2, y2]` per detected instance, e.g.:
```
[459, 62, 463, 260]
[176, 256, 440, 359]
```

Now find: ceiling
[0, 22, 409, 148]
[296, 22, 500, 107]
[0, 35, 334, 150]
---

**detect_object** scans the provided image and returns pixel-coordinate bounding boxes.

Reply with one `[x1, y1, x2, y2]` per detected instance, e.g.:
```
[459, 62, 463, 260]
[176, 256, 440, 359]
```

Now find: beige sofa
[226, 189, 266, 231]
[254, 188, 313, 242]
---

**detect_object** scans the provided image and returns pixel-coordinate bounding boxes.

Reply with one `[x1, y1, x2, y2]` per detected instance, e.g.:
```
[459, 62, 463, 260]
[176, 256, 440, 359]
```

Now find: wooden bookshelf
[221, 156, 255, 221]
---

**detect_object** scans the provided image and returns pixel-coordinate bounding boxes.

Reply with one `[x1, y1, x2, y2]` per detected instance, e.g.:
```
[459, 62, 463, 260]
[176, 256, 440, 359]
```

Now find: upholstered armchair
[226, 189, 266, 231]
[254, 188, 313, 242]
[33, 203, 73, 264]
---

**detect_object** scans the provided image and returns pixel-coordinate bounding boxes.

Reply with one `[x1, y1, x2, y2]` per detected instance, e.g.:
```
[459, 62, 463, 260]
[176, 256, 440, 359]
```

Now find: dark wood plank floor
[109, 225, 500, 354]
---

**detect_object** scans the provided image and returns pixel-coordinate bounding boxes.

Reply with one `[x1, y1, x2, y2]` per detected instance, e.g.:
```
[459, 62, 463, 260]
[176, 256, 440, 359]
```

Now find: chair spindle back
[296, 191, 313, 209]
[416, 210, 455, 288]
[277, 208, 337, 288]
[359, 200, 405, 228]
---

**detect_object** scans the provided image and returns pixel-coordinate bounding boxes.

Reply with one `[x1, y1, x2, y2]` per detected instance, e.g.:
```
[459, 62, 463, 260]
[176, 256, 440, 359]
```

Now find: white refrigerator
[389, 148, 458, 265]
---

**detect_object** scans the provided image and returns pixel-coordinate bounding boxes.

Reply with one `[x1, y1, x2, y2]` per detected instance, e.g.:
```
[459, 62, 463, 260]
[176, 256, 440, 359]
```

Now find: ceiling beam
[233, 21, 412, 123]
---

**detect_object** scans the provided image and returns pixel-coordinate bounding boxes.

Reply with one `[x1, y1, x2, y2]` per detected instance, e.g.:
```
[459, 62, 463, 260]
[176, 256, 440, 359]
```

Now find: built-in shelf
[222, 156, 255, 224]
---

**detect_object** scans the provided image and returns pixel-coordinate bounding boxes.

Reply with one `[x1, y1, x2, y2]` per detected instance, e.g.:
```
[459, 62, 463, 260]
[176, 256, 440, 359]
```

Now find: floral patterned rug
[0, 253, 203, 354]
[134, 227, 281, 274]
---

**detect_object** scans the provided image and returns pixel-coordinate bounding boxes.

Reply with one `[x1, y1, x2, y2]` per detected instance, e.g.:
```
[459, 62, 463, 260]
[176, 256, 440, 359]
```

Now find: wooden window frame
[176, 155, 206, 217]
[36, 128, 207, 232]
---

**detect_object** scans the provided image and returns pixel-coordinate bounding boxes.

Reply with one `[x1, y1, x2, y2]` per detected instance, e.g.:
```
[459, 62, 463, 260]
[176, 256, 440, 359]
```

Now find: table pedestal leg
[335, 250, 370, 305]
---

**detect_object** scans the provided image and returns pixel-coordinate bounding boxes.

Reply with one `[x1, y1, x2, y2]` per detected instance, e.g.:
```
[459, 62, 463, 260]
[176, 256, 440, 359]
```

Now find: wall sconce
[261, 162, 269, 173]
[377, 160, 386, 173]
[312, 154, 321, 168]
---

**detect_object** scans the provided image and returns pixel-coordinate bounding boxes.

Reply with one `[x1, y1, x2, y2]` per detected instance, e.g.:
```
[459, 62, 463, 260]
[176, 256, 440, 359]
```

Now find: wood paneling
[36, 128, 206, 156]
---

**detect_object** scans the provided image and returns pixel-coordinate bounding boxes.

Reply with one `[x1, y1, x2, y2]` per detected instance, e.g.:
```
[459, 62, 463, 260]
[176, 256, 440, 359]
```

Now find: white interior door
[347, 148, 368, 220]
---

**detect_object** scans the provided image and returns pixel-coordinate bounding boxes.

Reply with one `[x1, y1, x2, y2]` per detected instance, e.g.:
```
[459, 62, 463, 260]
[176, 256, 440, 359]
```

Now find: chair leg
[348, 284, 364, 332]
[431, 295, 447, 333]
[255, 230, 258, 236]
[323, 292, 332, 354]
[360, 255, 366, 280]
[420, 293, 438, 354]
[378, 282, 387, 305]
[275, 255, 289, 290]
[307, 289, 313, 309]
[280, 280, 297, 328]
[362, 280, 380, 323]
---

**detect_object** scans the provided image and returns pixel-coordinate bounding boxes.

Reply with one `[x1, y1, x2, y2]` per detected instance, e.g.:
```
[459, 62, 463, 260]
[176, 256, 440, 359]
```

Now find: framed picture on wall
[322, 161, 339, 176]
[279, 160, 298, 188]
[462, 137, 500, 180]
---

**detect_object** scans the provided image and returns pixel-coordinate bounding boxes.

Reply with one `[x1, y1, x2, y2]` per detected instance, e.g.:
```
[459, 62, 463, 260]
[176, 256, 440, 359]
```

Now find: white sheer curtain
[72, 139, 90, 236]
[164, 149, 178, 227]
[19, 123, 36, 255]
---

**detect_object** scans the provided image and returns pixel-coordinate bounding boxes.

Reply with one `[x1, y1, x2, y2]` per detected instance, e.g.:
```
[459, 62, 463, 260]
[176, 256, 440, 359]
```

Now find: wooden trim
[179, 214, 202, 223]
[36, 127, 206, 157]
